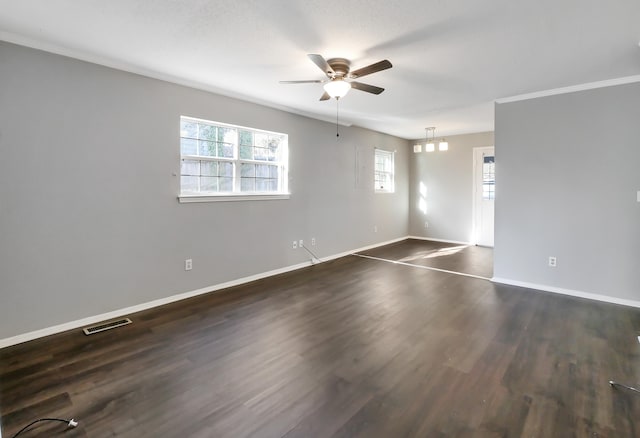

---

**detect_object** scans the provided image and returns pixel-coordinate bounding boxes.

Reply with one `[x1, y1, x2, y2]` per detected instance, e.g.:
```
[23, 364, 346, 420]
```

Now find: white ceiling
[1, 0, 639, 139]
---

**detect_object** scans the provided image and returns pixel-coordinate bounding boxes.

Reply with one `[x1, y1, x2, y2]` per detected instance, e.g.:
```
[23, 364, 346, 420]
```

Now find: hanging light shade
[438, 139, 449, 151]
[324, 79, 351, 99]
[425, 127, 435, 152]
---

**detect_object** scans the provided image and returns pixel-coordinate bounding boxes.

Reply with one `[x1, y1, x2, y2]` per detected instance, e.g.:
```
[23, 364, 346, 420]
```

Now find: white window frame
[374, 148, 395, 193]
[178, 116, 289, 203]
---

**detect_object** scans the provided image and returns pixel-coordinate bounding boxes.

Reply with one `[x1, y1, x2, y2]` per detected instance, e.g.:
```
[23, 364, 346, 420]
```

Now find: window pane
[256, 164, 270, 178]
[200, 177, 218, 192]
[254, 147, 270, 161]
[219, 162, 233, 177]
[201, 161, 218, 176]
[241, 178, 255, 192]
[180, 138, 198, 155]
[181, 176, 198, 192]
[220, 143, 234, 158]
[240, 163, 255, 177]
[254, 132, 268, 147]
[199, 124, 216, 141]
[268, 137, 281, 148]
[181, 160, 199, 176]
[239, 130, 253, 146]
[219, 177, 233, 191]
[180, 120, 197, 138]
[218, 128, 236, 143]
[256, 178, 277, 192]
[482, 155, 495, 200]
[239, 145, 253, 160]
[199, 140, 217, 157]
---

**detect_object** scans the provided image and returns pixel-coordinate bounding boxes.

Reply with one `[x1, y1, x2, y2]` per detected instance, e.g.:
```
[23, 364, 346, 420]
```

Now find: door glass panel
[482, 155, 495, 200]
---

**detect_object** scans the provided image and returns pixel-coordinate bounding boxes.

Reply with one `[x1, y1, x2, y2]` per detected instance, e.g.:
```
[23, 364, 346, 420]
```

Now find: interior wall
[408, 132, 494, 242]
[0, 41, 410, 340]
[494, 82, 640, 301]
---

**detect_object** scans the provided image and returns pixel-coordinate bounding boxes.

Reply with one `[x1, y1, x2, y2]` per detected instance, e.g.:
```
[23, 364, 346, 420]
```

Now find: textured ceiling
[1, 0, 639, 139]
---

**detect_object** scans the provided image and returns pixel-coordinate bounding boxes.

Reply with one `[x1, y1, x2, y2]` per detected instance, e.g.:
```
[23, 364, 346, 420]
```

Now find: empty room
[1, 1, 640, 437]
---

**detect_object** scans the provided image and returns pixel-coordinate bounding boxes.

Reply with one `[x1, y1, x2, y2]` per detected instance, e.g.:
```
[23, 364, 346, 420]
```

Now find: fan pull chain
[336, 97, 340, 137]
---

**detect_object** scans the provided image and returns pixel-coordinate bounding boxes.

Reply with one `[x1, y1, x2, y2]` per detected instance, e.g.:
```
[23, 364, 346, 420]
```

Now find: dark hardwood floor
[357, 238, 494, 279]
[1, 239, 639, 437]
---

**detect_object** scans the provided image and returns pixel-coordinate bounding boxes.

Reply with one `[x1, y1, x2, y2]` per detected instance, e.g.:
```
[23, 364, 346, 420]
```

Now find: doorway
[473, 147, 495, 247]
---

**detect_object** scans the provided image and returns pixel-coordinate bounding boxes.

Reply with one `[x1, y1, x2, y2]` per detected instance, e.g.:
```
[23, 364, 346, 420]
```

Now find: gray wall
[494, 82, 640, 301]
[409, 132, 494, 242]
[0, 42, 410, 339]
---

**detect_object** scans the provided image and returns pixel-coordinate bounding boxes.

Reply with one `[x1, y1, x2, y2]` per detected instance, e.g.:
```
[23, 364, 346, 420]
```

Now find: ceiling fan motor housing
[327, 58, 351, 78]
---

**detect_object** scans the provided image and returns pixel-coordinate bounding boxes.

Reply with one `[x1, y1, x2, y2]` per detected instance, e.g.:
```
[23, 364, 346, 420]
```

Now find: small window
[374, 149, 394, 193]
[482, 155, 495, 200]
[179, 116, 288, 200]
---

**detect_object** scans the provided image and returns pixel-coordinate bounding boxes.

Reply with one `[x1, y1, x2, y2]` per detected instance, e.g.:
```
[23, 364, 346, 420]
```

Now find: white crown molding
[495, 75, 640, 104]
[0, 236, 407, 349]
[491, 277, 640, 309]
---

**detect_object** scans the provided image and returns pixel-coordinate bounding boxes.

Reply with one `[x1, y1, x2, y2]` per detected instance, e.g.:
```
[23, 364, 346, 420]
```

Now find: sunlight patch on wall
[418, 181, 428, 215]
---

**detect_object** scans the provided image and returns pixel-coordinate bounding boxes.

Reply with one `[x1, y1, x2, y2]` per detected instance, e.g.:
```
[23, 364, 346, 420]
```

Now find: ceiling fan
[280, 54, 392, 101]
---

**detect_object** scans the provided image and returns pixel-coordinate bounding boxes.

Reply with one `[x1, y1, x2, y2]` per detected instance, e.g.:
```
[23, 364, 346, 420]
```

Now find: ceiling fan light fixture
[324, 79, 351, 99]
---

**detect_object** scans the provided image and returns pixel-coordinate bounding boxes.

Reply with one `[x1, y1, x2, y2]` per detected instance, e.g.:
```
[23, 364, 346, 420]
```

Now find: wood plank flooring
[357, 239, 493, 279]
[1, 239, 639, 437]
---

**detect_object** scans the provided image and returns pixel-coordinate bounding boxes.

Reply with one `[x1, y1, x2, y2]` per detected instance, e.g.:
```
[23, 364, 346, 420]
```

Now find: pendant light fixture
[425, 127, 435, 152]
[423, 127, 448, 152]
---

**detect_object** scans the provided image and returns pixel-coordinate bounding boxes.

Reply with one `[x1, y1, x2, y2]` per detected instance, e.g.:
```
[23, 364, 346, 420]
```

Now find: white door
[473, 147, 495, 247]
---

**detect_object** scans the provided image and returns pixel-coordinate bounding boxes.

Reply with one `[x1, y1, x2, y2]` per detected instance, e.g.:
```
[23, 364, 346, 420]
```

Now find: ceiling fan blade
[308, 54, 335, 77]
[319, 91, 331, 101]
[279, 80, 324, 84]
[350, 81, 385, 95]
[349, 60, 392, 79]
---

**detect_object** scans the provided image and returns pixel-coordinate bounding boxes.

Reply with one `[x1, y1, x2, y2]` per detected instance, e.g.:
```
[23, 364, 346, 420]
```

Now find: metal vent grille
[83, 318, 132, 335]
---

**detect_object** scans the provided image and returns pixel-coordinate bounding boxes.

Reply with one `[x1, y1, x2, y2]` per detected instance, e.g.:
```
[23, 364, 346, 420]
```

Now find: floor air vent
[83, 318, 132, 335]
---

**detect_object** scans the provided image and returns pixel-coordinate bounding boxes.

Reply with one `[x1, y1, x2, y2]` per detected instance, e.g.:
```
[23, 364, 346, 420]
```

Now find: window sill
[178, 193, 291, 203]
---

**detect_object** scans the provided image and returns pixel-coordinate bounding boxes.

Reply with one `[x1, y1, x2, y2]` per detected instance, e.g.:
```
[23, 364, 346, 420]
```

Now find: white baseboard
[491, 277, 640, 309]
[0, 236, 409, 349]
[407, 235, 472, 246]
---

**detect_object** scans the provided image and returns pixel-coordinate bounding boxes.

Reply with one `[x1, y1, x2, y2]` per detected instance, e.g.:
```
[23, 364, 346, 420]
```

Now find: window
[482, 155, 495, 200]
[179, 116, 288, 201]
[374, 149, 394, 193]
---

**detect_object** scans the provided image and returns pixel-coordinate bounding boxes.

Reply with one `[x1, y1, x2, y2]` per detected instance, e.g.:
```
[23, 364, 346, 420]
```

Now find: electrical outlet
[185, 259, 193, 271]
[311, 237, 316, 246]
[548, 256, 557, 267]
[292, 240, 297, 249]
[425, 221, 429, 228]
[299, 239, 304, 248]
[374, 225, 378, 233]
